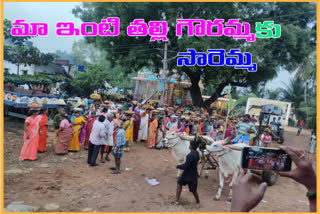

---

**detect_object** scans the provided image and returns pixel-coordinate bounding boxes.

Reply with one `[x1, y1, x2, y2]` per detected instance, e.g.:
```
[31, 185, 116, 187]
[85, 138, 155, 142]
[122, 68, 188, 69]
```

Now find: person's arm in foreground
[231, 145, 317, 212]
[277, 146, 316, 212]
[231, 168, 267, 212]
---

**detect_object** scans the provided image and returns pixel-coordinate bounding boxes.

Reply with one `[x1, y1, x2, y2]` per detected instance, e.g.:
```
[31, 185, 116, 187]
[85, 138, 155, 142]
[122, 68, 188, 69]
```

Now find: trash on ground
[145, 177, 160, 186]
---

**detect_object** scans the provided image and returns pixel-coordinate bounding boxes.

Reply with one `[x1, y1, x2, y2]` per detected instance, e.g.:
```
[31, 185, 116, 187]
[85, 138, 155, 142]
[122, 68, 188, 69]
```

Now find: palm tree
[295, 51, 317, 102]
[280, 78, 305, 120]
[265, 88, 281, 100]
[297, 97, 316, 129]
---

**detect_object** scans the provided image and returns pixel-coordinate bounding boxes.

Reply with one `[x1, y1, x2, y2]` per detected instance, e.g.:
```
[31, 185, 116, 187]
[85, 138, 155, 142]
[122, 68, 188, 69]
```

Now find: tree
[4, 45, 55, 75]
[72, 39, 136, 90]
[297, 97, 316, 129]
[73, 2, 316, 106]
[70, 64, 111, 97]
[4, 18, 33, 46]
[265, 88, 281, 100]
[4, 19, 57, 75]
[4, 73, 66, 89]
[294, 50, 317, 102]
[280, 78, 305, 120]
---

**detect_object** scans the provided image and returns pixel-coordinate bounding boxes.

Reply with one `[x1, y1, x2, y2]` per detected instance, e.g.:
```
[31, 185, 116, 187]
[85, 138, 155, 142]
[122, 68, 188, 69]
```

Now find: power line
[102, 42, 162, 50]
[107, 47, 162, 55]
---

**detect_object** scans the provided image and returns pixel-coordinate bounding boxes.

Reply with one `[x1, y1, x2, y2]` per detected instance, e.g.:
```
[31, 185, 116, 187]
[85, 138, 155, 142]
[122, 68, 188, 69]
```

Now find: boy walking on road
[173, 140, 200, 208]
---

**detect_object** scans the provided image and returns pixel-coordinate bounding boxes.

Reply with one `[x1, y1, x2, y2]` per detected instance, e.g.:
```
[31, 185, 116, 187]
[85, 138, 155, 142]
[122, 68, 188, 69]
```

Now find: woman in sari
[19, 107, 41, 160]
[163, 111, 170, 137]
[84, 111, 97, 150]
[69, 110, 87, 152]
[139, 109, 149, 141]
[37, 108, 48, 152]
[124, 113, 134, 152]
[156, 117, 164, 146]
[132, 110, 141, 142]
[146, 114, 158, 148]
[55, 113, 73, 154]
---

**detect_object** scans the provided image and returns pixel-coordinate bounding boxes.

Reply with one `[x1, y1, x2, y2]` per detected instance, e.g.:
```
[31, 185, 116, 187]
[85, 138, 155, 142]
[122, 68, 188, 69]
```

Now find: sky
[4, 2, 83, 53]
[4, 2, 294, 90]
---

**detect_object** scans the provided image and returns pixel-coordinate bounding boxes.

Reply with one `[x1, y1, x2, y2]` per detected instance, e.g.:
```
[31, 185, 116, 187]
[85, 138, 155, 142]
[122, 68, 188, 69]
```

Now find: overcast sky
[4, 2, 294, 90]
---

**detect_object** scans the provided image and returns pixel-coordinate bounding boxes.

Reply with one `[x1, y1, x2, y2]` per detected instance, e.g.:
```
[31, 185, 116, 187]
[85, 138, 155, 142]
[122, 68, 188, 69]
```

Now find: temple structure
[132, 71, 204, 106]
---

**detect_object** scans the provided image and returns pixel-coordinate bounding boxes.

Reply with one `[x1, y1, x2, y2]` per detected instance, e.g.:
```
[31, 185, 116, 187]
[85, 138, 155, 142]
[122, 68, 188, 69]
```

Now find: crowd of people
[18, 97, 317, 211]
[19, 99, 263, 168]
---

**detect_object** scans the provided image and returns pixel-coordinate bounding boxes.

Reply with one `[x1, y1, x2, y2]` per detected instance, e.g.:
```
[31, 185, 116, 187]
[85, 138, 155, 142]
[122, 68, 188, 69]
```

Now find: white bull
[204, 142, 247, 201]
[162, 130, 223, 178]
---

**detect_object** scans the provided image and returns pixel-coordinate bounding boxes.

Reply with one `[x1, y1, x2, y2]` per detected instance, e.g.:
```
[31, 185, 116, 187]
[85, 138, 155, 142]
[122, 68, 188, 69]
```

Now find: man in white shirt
[276, 117, 282, 126]
[88, 115, 107, 167]
[101, 113, 114, 162]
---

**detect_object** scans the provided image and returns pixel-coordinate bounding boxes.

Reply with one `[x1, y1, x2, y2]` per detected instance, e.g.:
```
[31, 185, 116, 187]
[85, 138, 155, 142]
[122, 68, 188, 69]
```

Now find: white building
[4, 60, 35, 75]
[245, 97, 292, 126]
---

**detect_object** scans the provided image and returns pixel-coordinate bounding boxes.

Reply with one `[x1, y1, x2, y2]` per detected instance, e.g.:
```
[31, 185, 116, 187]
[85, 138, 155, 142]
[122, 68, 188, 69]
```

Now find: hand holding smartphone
[241, 146, 292, 171]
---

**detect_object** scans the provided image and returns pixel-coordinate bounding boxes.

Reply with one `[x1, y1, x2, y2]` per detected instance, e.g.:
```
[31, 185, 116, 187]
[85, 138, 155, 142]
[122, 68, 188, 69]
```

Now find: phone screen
[241, 147, 292, 171]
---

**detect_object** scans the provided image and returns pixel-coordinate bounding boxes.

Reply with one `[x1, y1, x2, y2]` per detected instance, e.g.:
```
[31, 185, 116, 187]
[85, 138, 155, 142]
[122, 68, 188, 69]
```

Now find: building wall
[245, 98, 292, 126]
[4, 60, 35, 75]
[68, 65, 79, 77]
[34, 65, 55, 75]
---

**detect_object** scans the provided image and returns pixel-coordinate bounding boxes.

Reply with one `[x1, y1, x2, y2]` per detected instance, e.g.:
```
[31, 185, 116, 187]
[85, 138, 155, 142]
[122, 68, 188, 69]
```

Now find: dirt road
[3, 117, 315, 212]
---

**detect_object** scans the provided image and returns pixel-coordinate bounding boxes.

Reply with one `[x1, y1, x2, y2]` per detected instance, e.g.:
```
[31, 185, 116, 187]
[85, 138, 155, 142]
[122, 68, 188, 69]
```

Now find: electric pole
[160, 42, 168, 105]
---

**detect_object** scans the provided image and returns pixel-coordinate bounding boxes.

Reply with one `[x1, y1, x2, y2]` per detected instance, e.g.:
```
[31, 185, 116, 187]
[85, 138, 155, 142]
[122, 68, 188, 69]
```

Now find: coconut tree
[280, 78, 305, 120]
[297, 97, 316, 129]
[295, 51, 317, 102]
[265, 88, 281, 100]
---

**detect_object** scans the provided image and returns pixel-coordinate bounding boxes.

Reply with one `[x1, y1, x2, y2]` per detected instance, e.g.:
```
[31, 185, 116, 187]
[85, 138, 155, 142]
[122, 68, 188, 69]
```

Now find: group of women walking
[19, 106, 48, 160]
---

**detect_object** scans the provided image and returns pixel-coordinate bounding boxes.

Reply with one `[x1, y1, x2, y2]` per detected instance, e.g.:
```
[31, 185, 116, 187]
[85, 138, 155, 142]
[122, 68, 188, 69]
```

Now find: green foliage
[222, 84, 256, 139]
[70, 39, 135, 92]
[4, 73, 66, 86]
[70, 64, 110, 97]
[73, 2, 316, 106]
[4, 18, 33, 46]
[4, 45, 55, 67]
[288, 118, 295, 127]
[280, 78, 305, 120]
[4, 19, 57, 75]
[297, 97, 316, 129]
[295, 50, 317, 95]
[265, 88, 281, 100]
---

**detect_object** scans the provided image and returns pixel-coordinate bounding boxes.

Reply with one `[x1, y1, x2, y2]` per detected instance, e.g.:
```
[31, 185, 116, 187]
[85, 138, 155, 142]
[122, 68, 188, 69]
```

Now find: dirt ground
[3, 117, 316, 212]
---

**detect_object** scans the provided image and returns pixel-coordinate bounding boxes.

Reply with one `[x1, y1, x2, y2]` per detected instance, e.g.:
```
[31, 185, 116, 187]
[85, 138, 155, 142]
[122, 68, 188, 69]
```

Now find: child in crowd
[111, 121, 126, 174]
[260, 128, 272, 147]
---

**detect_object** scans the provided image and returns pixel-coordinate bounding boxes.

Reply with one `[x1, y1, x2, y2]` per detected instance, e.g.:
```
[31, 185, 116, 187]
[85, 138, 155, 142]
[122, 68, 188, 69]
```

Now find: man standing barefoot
[174, 140, 200, 208]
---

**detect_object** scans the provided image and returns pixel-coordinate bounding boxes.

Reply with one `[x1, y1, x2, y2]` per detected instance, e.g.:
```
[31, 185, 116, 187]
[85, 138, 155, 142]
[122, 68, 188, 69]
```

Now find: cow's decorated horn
[179, 133, 195, 141]
[228, 145, 243, 151]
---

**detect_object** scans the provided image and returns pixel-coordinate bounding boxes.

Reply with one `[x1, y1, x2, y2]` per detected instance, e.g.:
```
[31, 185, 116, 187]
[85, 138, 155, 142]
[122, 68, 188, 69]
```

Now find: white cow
[162, 130, 221, 178]
[162, 131, 193, 177]
[204, 142, 247, 201]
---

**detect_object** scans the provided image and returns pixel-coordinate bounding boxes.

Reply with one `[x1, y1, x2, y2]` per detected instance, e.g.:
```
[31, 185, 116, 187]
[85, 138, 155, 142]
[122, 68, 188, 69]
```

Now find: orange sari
[185, 126, 190, 135]
[147, 118, 158, 148]
[37, 114, 48, 152]
[198, 124, 202, 134]
[19, 116, 41, 160]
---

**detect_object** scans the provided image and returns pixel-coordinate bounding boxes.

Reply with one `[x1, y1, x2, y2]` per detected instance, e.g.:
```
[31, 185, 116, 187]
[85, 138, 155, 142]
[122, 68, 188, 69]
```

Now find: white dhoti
[139, 114, 148, 140]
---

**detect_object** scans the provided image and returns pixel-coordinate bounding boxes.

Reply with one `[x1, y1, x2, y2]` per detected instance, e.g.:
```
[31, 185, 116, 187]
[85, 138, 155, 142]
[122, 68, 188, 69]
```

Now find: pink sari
[19, 116, 41, 160]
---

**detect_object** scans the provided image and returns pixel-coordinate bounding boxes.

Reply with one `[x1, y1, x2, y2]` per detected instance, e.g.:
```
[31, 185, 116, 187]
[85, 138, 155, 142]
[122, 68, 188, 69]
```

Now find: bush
[288, 118, 296, 127]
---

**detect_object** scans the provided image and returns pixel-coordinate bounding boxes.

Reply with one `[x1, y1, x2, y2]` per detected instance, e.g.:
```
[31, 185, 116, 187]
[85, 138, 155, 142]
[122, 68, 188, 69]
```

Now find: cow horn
[228, 145, 243, 151]
[179, 133, 195, 141]
[221, 137, 231, 145]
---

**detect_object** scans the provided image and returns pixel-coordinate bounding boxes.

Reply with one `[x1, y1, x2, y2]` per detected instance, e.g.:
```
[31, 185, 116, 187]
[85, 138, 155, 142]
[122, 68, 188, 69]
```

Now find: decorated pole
[222, 84, 233, 140]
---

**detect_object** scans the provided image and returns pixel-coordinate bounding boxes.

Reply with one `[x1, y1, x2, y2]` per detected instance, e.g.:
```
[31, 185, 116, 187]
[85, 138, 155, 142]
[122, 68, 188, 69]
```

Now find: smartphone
[241, 147, 292, 171]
